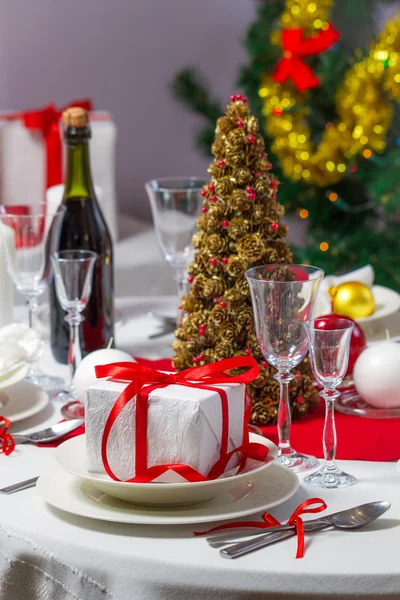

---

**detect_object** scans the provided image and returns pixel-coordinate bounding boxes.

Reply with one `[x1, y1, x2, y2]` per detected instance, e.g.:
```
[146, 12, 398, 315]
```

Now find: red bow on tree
[273, 24, 340, 93]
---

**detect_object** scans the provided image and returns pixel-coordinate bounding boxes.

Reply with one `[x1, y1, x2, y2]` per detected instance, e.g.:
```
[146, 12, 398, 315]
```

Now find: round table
[1, 297, 400, 600]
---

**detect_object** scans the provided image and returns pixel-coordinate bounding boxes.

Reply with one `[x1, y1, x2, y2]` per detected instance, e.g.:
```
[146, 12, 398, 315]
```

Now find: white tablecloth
[1, 297, 400, 600]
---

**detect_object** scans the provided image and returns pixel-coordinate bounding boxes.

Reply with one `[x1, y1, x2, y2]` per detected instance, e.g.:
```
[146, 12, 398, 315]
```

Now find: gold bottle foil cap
[62, 107, 89, 128]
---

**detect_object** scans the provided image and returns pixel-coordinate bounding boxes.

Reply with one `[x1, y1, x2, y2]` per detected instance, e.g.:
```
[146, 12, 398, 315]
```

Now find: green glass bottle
[50, 107, 114, 363]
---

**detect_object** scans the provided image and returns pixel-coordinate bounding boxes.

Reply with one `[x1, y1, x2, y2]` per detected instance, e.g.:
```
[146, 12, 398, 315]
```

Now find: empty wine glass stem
[174, 267, 189, 327]
[65, 312, 83, 392]
[25, 294, 43, 379]
[322, 390, 340, 471]
[274, 371, 296, 457]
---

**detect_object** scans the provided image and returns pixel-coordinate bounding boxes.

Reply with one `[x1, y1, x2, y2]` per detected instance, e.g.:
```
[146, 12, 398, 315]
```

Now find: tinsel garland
[259, 0, 400, 186]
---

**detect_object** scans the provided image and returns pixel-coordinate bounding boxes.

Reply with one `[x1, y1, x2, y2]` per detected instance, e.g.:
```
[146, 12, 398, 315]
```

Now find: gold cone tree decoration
[172, 94, 319, 424]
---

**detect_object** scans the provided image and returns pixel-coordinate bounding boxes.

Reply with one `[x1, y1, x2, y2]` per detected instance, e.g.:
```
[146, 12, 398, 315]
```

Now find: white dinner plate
[0, 380, 49, 422]
[55, 433, 278, 505]
[317, 285, 400, 325]
[37, 462, 298, 525]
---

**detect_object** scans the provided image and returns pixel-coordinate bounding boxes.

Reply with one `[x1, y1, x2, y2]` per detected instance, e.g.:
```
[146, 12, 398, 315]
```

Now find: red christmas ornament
[222, 219, 229, 228]
[210, 195, 217, 203]
[246, 186, 253, 194]
[262, 361, 269, 368]
[296, 396, 304, 404]
[208, 183, 215, 192]
[186, 337, 191, 342]
[267, 163, 273, 170]
[273, 24, 341, 93]
[262, 152, 267, 157]
[222, 256, 229, 264]
[237, 120, 244, 127]
[210, 257, 218, 265]
[291, 266, 309, 281]
[188, 276, 194, 284]
[201, 207, 207, 213]
[198, 353, 205, 361]
[218, 159, 226, 168]
[249, 192, 257, 200]
[245, 348, 252, 355]
[270, 222, 279, 232]
[200, 189, 207, 197]
[314, 314, 366, 375]
[272, 194, 277, 201]
[271, 181, 278, 189]
[219, 300, 227, 309]
[256, 172, 262, 177]
[247, 135, 255, 143]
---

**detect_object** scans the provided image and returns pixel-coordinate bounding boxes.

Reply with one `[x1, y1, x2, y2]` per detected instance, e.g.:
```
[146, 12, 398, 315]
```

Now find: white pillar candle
[353, 342, 400, 408]
[0, 223, 14, 327]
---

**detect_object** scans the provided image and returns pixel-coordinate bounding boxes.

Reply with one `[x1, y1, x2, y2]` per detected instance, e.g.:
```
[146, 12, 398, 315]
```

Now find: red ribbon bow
[1, 99, 92, 191]
[194, 497, 327, 558]
[95, 357, 269, 484]
[0, 416, 15, 456]
[273, 24, 340, 92]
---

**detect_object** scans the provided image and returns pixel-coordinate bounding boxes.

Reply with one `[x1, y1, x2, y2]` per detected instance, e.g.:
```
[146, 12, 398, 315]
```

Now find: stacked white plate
[37, 434, 300, 525]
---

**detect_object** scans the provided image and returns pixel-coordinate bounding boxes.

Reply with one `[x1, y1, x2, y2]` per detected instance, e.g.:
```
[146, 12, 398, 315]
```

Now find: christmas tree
[172, 0, 400, 289]
[172, 95, 319, 425]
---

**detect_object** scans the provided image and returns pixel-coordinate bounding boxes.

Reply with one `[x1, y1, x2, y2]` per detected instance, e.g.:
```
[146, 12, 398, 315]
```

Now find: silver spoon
[11, 419, 84, 445]
[219, 500, 391, 559]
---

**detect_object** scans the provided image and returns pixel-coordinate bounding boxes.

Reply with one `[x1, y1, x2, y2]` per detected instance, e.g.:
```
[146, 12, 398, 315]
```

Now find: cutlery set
[208, 500, 391, 559]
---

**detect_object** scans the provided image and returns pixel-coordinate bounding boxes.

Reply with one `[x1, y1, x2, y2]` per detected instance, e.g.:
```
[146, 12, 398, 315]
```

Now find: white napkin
[0, 323, 43, 376]
[317, 265, 375, 316]
[320, 265, 375, 295]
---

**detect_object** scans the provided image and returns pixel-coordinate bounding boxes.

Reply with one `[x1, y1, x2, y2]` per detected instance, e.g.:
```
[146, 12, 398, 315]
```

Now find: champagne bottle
[50, 107, 114, 363]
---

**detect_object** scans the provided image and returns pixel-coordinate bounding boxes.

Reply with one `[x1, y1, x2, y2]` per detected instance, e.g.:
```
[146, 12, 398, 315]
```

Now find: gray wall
[0, 1, 398, 222]
[0, 0, 254, 221]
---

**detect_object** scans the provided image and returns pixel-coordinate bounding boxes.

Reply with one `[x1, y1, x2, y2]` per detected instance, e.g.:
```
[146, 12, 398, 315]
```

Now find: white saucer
[37, 462, 298, 525]
[0, 380, 49, 422]
[55, 434, 278, 505]
[0, 365, 28, 390]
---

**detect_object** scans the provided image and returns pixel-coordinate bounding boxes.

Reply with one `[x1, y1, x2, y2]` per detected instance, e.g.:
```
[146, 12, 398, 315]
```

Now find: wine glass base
[277, 452, 319, 472]
[26, 373, 65, 396]
[59, 398, 85, 420]
[304, 466, 357, 489]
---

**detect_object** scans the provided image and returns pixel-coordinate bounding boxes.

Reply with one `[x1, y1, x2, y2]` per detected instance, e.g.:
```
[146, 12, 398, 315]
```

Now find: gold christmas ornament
[329, 281, 375, 319]
[258, 0, 400, 187]
[173, 95, 319, 424]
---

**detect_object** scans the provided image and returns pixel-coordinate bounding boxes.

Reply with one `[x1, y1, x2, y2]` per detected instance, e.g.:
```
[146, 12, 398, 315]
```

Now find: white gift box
[0, 109, 118, 241]
[85, 378, 246, 482]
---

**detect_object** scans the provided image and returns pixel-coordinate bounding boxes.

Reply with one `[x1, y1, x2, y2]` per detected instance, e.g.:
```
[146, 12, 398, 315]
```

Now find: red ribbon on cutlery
[0, 417, 15, 455]
[95, 357, 269, 484]
[194, 497, 327, 558]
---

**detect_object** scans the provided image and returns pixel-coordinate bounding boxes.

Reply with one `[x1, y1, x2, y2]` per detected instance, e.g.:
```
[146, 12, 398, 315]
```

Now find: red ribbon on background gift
[0, 99, 92, 191]
[95, 357, 269, 484]
[273, 24, 340, 92]
[194, 497, 327, 559]
[0, 416, 15, 455]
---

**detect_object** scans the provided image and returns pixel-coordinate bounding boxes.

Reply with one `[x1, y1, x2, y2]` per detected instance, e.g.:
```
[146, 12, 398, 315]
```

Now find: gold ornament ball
[329, 282, 375, 319]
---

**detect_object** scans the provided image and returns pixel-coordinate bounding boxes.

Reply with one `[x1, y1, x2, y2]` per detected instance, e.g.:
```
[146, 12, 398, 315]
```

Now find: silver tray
[336, 388, 400, 419]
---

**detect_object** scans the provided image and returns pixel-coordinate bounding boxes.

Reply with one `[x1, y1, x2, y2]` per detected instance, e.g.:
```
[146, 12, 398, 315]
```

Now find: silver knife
[0, 476, 39, 494]
[211, 520, 329, 549]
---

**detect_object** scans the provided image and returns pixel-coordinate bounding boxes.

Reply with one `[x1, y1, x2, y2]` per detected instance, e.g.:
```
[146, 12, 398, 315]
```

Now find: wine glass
[51, 250, 97, 419]
[0, 204, 66, 394]
[245, 264, 324, 471]
[304, 317, 356, 488]
[145, 177, 206, 326]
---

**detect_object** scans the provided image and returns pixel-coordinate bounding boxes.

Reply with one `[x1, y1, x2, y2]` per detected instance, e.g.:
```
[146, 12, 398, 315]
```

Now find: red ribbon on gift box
[95, 357, 269, 484]
[0, 99, 92, 191]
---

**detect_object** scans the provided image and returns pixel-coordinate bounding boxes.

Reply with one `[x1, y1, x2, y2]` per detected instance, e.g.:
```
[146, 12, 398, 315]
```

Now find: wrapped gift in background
[0, 102, 119, 242]
[85, 378, 246, 483]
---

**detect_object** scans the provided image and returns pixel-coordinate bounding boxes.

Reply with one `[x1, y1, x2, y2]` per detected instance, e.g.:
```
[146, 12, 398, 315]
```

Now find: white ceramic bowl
[56, 433, 278, 506]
